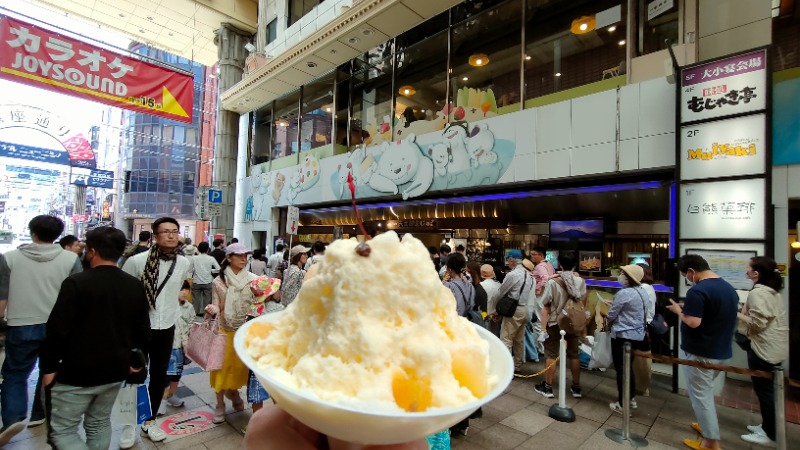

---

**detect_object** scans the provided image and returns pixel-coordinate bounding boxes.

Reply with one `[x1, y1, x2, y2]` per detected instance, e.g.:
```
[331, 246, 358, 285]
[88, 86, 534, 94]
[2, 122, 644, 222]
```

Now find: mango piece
[392, 370, 432, 412]
[451, 351, 488, 398]
[246, 322, 274, 347]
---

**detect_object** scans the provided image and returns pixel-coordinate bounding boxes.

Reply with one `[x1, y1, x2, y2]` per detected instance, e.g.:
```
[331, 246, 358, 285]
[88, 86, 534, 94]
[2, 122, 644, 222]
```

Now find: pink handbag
[186, 318, 226, 372]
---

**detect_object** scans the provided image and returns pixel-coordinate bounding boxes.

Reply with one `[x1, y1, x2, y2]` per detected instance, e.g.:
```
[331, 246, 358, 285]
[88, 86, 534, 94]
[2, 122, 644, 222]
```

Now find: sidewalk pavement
[5, 360, 799, 449]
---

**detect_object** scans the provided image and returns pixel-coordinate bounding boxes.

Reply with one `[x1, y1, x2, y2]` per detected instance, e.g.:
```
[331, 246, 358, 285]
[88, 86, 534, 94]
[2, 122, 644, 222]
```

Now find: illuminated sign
[679, 178, 765, 240]
[680, 114, 766, 180]
[0, 17, 193, 123]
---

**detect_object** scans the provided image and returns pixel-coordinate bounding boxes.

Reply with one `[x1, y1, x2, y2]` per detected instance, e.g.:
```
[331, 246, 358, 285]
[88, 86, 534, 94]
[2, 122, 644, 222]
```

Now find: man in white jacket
[121, 217, 191, 447]
[0, 215, 82, 445]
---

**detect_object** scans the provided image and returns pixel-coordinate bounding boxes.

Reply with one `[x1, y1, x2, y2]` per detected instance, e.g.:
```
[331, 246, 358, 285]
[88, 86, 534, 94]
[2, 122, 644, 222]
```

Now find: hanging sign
[286, 206, 299, 235]
[679, 178, 765, 240]
[680, 114, 766, 180]
[0, 16, 193, 123]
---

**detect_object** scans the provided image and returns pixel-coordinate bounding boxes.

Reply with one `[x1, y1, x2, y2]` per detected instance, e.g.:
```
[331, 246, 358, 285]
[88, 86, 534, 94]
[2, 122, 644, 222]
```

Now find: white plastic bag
[588, 331, 613, 369]
[115, 383, 137, 426]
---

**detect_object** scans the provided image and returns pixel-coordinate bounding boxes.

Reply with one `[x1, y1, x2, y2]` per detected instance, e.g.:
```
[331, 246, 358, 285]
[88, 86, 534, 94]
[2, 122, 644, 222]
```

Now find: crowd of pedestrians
[0, 218, 790, 450]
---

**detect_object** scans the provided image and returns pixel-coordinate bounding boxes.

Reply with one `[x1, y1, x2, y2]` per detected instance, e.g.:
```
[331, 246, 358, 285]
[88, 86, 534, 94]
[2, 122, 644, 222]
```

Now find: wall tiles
[571, 142, 616, 176]
[571, 90, 617, 147]
[638, 77, 675, 137]
[535, 101, 571, 152]
[619, 84, 639, 140]
[536, 149, 571, 179]
[638, 133, 676, 169]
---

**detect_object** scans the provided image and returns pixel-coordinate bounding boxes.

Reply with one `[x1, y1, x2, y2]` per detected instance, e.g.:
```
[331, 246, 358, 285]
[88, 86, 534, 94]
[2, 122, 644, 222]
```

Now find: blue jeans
[46, 381, 122, 450]
[1, 324, 47, 427]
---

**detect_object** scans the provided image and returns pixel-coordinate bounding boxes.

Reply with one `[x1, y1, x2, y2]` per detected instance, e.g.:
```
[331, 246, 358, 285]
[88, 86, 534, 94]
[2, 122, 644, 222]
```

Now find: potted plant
[608, 263, 622, 277]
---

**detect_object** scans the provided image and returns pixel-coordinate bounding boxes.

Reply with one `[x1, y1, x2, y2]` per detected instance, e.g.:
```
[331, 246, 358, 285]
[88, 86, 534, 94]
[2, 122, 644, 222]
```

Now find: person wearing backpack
[535, 254, 586, 399]
[604, 264, 649, 414]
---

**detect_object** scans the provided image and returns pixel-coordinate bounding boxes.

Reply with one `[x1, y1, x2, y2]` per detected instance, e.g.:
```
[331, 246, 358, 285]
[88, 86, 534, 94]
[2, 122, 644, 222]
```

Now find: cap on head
[225, 243, 252, 256]
[506, 249, 523, 261]
[621, 264, 644, 285]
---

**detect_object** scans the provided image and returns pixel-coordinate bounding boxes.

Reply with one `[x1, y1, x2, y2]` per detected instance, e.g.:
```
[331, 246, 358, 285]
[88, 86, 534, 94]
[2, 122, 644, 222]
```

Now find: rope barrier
[632, 350, 774, 379]
[514, 356, 559, 378]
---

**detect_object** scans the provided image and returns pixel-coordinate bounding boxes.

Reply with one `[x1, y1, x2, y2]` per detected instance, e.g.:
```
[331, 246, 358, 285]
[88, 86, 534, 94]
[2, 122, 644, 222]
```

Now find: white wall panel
[619, 84, 639, 140]
[513, 153, 535, 183]
[619, 139, 639, 171]
[571, 90, 616, 147]
[571, 142, 616, 176]
[536, 149, 571, 179]
[535, 101, 571, 152]
[638, 77, 675, 137]
[639, 133, 675, 169]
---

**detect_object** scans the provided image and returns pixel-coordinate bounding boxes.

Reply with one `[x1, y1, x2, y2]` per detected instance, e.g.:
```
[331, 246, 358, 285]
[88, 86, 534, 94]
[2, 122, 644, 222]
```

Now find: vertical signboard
[286, 206, 299, 235]
[676, 47, 771, 295]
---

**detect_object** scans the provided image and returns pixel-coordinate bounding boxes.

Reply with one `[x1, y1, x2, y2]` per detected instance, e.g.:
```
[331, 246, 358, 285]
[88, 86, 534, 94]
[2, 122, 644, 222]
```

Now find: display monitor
[628, 253, 652, 266]
[579, 251, 602, 272]
[545, 250, 559, 270]
[549, 219, 604, 242]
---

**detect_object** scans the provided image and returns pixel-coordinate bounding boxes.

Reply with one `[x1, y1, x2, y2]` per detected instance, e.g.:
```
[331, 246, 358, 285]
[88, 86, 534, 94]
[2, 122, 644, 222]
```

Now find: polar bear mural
[288, 153, 321, 202]
[441, 121, 472, 174]
[337, 145, 376, 197]
[368, 134, 434, 200]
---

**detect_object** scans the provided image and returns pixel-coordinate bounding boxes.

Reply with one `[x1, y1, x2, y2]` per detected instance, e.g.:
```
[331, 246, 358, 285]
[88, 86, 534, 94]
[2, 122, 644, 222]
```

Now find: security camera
[244, 43, 256, 53]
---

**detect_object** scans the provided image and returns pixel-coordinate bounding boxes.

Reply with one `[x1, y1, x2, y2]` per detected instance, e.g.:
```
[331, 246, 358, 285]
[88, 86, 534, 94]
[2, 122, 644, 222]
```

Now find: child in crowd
[242, 276, 282, 432]
[159, 280, 195, 415]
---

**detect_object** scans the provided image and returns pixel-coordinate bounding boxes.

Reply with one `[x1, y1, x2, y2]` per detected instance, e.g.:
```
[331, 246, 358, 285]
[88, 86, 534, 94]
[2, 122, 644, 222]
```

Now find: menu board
[681, 49, 767, 122]
[679, 178, 765, 240]
[684, 248, 756, 290]
[680, 114, 766, 181]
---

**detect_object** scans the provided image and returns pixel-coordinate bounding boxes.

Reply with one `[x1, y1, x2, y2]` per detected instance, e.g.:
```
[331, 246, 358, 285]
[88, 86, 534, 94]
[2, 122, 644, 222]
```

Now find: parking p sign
[208, 189, 222, 203]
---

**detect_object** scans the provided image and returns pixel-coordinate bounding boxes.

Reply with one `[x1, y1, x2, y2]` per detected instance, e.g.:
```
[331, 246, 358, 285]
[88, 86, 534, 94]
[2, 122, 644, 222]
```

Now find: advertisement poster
[0, 16, 193, 123]
[681, 49, 767, 122]
[679, 178, 765, 240]
[685, 248, 756, 290]
[680, 114, 766, 180]
[579, 251, 602, 272]
[70, 168, 114, 189]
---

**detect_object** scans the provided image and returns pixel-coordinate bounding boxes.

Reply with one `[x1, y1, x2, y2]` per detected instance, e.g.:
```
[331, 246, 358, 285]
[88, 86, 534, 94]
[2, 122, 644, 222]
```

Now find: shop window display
[349, 46, 393, 150]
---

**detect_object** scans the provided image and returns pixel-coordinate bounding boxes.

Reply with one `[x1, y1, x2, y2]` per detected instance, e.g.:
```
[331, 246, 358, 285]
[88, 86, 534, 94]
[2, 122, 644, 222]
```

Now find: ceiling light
[361, 29, 374, 36]
[147, 16, 154, 21]
[792, 241, 800, 249]
[168, 32, 174, 36]
[348, 37, 359, 45]
[468, 53, 489, 67]
[325, 107, 331, 112]
[398, 85, 416, 96]
[608, 25, 617, 32]
[462, 76, 468, 81]
[118, 13, 126, 18]
[306, 61, 317, 68]
[525, 55, 531, 60]
[570, 16, 596, 34]
[555, 72, 561, 77]
[139, 29, 145, 34]
[618, 40, 626, 46]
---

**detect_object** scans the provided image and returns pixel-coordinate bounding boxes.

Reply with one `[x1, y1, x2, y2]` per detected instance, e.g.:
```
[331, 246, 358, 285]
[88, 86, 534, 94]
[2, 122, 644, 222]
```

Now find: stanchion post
[775, 368, 786, 450]
[605, 342, 648, 447]
[548, 330, 575, 422]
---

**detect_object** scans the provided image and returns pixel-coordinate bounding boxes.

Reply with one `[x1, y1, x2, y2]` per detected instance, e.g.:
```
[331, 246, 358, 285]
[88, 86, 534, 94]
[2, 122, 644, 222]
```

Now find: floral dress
[281, 264, 305, 306]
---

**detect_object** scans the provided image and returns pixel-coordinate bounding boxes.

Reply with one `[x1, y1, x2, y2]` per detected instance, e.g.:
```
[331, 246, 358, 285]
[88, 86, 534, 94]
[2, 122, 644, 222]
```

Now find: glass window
[273, 90, 300, 159]
[300, 71, 335, 151]
[350, 47, 393, 149]
[267, 18, 278, 45]
[524, 0, 627, 102]
[451, 0, 523, 118]
[773, 8, 800, 71]
[289, 0, 324, 27]
[252, 104, 273, 165]
[637, 0, 678, 56]
[394, 30, 448, 140]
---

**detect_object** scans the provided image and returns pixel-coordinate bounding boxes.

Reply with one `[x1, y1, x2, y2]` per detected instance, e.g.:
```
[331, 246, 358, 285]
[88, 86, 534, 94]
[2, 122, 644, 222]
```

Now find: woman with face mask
[603, 264, 649, 414]
[737, 256, 788, 447]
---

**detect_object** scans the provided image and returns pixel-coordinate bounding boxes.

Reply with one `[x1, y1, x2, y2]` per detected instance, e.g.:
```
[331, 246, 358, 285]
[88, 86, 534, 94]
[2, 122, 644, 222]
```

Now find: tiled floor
[715, 376, 800, 424]
[5, 360, 800, 449]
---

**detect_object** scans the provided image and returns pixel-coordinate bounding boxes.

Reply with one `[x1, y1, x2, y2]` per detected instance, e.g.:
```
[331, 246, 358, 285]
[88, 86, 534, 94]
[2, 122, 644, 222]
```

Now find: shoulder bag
[453, 282, 484, 327]
[496, 276, 527, 317]
[186, 314, 226, 371]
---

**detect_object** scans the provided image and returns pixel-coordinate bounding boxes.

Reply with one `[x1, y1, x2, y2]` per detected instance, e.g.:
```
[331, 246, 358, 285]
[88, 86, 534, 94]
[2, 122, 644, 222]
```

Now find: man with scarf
[120, 217, 191, 446]
[534, 253, 586, 400]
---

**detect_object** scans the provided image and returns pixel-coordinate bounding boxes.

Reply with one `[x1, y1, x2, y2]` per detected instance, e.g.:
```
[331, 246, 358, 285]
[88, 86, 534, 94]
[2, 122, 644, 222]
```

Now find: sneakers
[533, 382, 554, 399]
[225, 390, 245, 412]
[747, 424, 765, 435]
[741, 431, 775, 447]
[450, 425, 469, 436]
[141, 420, 167, 442]
[0, 422, 25, 446]
[570, 385, 582, 398]
[166, 394, 185, 407]
[157, 399, 167, 416]
[609, 400, 637, 414]
[119, 425, 136, 449]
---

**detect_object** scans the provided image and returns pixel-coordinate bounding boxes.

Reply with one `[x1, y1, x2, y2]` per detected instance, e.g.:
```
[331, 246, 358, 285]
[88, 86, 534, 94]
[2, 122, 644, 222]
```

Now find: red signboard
[0, 16, 193, 123]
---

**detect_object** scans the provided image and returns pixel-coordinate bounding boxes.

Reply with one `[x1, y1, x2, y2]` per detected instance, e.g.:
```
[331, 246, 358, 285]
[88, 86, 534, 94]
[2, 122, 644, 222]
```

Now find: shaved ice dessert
[244, 231, 495, 413]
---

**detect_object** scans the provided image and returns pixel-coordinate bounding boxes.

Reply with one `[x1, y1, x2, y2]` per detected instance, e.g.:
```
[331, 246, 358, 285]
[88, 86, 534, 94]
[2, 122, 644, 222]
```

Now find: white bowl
[234, 311, 513, 445]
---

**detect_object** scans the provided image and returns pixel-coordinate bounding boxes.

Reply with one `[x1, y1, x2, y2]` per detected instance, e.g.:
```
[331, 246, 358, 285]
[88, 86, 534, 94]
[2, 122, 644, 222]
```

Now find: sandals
[225, 390, 246, 412]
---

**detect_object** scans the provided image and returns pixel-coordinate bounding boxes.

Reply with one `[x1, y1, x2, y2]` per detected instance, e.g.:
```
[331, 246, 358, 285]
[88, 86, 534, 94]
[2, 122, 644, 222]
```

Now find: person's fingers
[244, 406, 323, 450]
[328, 437, 430, 450]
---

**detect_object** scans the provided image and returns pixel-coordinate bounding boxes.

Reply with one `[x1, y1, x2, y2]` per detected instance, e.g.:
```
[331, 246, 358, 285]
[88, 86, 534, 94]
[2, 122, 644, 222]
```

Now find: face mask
[617, 274, 628, 286]
[685, 271, 695, 286]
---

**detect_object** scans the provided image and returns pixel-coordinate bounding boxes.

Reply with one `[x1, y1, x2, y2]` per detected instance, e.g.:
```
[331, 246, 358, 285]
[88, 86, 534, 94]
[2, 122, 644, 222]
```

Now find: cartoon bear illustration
[337, 146, 376, 197]
[368, 134, 434, 200]
[467, 122, 498, 167]
[248, 166, 272, 221]
[288, 153, 321, 201]
[441, 121, 472, 174]
[427, 143, 451, 177]
[272, 172, 286, 202]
